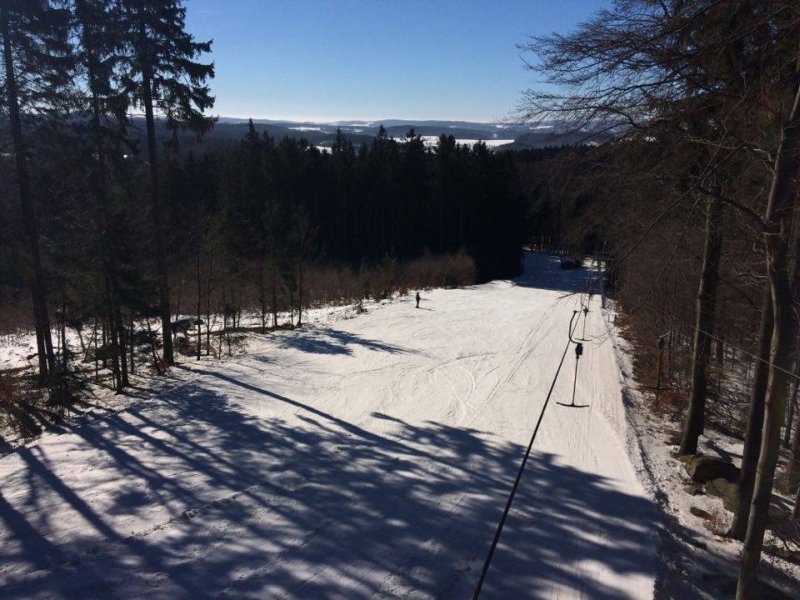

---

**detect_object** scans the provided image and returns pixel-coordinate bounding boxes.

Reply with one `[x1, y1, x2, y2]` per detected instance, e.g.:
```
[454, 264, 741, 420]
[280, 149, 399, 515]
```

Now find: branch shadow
[513, 252, 597, 295]
[275, 327, 413, 356]
[0, 372, 671, 598]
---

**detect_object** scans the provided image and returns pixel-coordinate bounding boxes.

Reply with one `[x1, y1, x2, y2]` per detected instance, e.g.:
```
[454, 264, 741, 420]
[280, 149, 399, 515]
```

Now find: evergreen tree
[71, 0, 131, 391]
[118, 0, 215, 365]
[331, 129, 355, 259]
[1, 0, 72, 382]
[434, 134, 458, 252]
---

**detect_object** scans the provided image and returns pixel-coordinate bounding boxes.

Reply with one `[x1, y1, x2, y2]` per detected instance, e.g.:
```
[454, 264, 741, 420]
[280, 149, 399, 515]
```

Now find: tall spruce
[71, 0, 130, 391]
[1, 0, 71, 382]
[118, 0, 215, 365]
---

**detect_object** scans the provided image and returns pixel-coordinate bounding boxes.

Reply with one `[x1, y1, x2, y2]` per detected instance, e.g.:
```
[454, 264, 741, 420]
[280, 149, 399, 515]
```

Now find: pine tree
[71, 0, 131, 391]
[1, 0, 72, 382]
[118, 0, 215, 365]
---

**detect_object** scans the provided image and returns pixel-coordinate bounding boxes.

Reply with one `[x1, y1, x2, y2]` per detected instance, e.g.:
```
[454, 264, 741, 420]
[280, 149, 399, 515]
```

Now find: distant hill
[209, 117, 605, 151]
[0, 115, 612, 154]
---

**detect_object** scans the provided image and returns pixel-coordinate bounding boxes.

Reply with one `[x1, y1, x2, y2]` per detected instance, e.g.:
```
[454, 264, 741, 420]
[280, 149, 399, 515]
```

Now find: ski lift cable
[582, 257, 797, 381]
[641, 302, 800, 382]
[695, 325, 800, 381]
[472, 310, 581, 599]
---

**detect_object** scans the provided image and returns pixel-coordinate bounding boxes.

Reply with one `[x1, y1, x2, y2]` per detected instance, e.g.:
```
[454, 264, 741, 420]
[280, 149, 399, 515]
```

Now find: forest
[1, 1, 527, 397]
[4, 1, 800, 598]
[513, 1, 800, 596]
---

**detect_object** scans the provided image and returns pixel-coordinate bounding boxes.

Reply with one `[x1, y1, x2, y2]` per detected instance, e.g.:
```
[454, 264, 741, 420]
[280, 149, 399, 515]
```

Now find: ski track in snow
[0, 253, 657, 599]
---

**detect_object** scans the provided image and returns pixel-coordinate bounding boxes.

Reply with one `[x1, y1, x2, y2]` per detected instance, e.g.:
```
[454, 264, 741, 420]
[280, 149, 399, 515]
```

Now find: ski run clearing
[0, 253, 659, 599]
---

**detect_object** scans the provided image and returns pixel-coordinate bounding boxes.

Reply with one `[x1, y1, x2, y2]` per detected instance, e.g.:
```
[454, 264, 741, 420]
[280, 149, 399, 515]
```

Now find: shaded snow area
[0, 253, 658, 599]
[609, 331, 800, 598]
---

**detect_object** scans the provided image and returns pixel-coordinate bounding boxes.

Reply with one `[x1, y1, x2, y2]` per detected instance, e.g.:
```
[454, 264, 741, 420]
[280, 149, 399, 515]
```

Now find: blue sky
[185, 0, 608, 123]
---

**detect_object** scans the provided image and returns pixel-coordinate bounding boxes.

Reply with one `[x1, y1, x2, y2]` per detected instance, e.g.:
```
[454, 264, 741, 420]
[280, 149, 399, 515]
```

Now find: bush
[165, 251, 479, 330]
[399, 251, 476, 290]
[295, 251, 475, 307]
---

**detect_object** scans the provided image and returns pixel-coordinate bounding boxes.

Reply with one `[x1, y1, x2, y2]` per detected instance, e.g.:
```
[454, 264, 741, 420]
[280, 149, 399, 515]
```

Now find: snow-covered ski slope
[0, 252, 657, 599]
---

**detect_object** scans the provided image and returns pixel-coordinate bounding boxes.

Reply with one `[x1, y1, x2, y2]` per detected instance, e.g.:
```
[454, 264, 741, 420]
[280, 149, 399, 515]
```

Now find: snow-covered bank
[606, 316, 800, 598]
[0, 253, 657, 598]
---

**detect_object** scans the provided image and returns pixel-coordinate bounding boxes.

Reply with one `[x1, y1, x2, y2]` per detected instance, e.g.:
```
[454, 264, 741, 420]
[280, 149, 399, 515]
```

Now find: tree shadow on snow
[513, 252, 601, 296]
[275, 327, 413, 356]
[0, 375, 690, 599]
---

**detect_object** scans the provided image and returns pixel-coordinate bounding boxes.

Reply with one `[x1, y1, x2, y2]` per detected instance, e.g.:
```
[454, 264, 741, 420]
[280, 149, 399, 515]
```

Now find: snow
[413, 136, 514, 148]
[0, 253, 657, 598]
[0, 330, 37, 372]
[0, 296, 384, 374]
[451, 138, 514, 148]
[607, 319, 800, 597]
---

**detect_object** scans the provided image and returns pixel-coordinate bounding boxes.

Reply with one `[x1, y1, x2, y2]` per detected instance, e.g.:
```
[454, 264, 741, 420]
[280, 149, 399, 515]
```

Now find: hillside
[0, 254, 656, 599]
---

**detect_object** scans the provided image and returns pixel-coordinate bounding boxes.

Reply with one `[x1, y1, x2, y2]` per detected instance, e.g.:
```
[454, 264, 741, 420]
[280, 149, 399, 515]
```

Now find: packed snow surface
[0, 253, 657, 599]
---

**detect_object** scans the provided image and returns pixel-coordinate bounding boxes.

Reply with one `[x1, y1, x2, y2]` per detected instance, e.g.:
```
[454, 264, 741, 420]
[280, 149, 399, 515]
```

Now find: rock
[704, 478, 739, 512]
[690, 506, 711, 519]
[665, 431, 683, 446]
[685, 455, 740, 484]
[684, 483, 705, 496]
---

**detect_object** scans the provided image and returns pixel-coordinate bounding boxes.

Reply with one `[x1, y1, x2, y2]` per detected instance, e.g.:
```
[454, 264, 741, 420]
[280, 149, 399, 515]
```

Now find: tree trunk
[784, 377, 798, 449]
[93, 316, 99, 382]
[129, 317, 135, 375]
[297, 264, 303, 327]
[80, 6, 127, 391]
[728, 289, 771, 540]
[116, 303, 128, 388]
[196, 246, 202, 360]
[76, 325, 86, 356]
[259, 255, 267, 333]
[221, 284, 227, 333]
[680, 195, 723, 455]
[141, 58, 174, 366]
[1, 6, 55, 382]
[271, 261, 278, 327]
[59, 296, 68, 373]
[289, 283, 294, 326]
[793, 482, 800, 520]
[105, 280, 122, 393]
[737, 77, 800, 600]
[144, 317, 162, 376]
[786, 382, 800, 490]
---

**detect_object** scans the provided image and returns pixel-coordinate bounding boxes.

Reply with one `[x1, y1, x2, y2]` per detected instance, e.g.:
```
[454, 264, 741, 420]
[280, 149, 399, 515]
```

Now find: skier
[415, 291, 421, 308]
